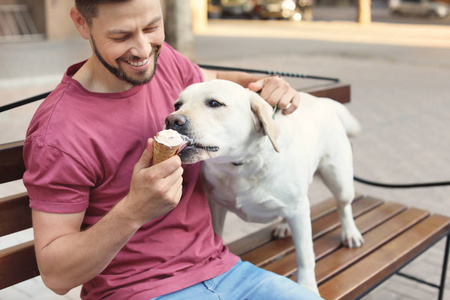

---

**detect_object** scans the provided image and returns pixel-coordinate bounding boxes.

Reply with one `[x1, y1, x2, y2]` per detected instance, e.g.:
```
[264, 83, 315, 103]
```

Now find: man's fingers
[135, 138, 154, 171]
[248, 76, 301, 115]
[248, 78, 265, 93]
[278, 89, 299, 110]
[162, 162, 184, 185]
[265, 87, 285, 108]
[282, 93, 300, 115]
[151, 155, 182, 177]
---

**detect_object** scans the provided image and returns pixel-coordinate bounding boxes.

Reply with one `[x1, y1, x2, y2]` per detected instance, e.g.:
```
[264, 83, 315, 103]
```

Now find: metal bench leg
[438, 233, 450, 300]
[396, 233, 450, 300]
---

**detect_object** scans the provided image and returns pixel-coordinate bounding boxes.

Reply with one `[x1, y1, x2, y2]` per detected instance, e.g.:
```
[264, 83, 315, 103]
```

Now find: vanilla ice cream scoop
[152, 129, 190, 165]
[154, 129, 183, 148]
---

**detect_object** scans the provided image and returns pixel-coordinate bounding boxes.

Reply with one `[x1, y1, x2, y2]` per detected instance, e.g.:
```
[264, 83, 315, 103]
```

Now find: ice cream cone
[152, 130, 183, 165]
[152, 142, 180, 165]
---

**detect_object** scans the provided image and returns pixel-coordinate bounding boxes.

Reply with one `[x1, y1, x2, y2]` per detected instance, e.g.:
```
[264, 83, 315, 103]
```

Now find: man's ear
[70, 7, 90, 40]
[250, 92, 280, 153]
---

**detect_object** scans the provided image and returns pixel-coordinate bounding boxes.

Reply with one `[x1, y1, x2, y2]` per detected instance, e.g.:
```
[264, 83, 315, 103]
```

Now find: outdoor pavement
[1, 6, 450, 300]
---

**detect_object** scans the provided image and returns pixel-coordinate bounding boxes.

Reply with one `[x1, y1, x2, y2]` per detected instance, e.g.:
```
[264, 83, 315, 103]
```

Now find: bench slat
[239, 196, 383, 267]
[0, 240, 39, 289]
[229, 196, 379, 258]
[318, 214, 450, 300]
[316, 207, 429, 284]
[261, 202, 412, 278]
[314, 202, 408, 261]
[311, 196, 382, 239]
[0, 141, 25, 184]
[0, 192, 32, 236]
[228, 196, 346, 256]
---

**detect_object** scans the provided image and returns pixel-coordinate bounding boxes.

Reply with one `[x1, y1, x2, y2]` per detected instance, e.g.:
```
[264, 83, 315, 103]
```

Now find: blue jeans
[152, 260, 323, 300]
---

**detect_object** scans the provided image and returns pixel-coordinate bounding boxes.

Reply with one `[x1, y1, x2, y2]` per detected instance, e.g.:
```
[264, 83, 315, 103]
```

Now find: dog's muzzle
[165, 114, 219, 155]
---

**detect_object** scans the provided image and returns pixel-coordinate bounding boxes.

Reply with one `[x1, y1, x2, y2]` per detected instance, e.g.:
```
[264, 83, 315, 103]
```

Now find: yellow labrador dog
[165, 79, 364, 294]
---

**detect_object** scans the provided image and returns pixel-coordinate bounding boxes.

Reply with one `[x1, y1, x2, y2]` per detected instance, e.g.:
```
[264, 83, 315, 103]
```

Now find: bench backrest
[0, 141, 37, 289]
[0, 83, 351, 290]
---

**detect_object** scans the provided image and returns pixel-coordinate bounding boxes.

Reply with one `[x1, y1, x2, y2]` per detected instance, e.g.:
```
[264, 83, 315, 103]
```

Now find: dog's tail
[327, 99, 361, 137]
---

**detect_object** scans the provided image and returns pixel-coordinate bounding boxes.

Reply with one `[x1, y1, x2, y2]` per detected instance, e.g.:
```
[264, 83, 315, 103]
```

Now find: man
[23, 0, 320, 299]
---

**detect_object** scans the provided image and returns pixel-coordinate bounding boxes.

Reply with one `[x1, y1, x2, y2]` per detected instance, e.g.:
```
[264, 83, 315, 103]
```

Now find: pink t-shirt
[23, 43, 239, 300]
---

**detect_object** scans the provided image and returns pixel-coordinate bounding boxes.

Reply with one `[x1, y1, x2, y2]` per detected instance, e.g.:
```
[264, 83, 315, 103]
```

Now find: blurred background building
[1, 0, 449, 48]
[0, 0, 376, 44]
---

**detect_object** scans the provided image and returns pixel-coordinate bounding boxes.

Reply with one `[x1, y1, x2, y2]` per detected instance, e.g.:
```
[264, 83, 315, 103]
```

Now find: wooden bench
[1, 83, 449, 299]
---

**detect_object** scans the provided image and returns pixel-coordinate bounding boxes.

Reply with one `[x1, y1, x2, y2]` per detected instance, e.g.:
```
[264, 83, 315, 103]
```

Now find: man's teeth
[127, 58, 149, 66]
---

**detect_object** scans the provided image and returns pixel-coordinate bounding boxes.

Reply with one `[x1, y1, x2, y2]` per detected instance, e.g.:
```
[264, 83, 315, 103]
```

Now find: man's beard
[91, 35, 161, 86]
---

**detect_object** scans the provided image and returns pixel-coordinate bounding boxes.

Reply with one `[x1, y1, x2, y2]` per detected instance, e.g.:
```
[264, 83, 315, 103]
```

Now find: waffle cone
[152, 141, 180, 165]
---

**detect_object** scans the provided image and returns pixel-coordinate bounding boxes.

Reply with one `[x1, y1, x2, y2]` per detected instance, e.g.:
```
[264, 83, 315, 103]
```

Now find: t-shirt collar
[63, 60, 143, 99]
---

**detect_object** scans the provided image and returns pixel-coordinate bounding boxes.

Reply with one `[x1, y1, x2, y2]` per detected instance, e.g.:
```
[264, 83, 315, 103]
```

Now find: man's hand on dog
[248, 76, 300, 115]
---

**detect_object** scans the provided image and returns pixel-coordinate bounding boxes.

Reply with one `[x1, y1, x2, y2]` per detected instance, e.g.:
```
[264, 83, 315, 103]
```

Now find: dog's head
[166, 79, 280, 164]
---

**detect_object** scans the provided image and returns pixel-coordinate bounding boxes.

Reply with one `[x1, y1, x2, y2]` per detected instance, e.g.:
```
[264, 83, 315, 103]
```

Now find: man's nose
[130, 33, 152, 58]
[165, 114, 188, 130]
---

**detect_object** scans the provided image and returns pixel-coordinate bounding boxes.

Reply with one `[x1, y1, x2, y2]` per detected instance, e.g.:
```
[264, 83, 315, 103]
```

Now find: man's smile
[124, 57, 150, 67]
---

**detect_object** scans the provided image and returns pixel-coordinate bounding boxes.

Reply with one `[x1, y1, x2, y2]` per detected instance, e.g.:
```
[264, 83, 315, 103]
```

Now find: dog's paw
[273, 222, 291, 239]
[341, 230, 364, 248]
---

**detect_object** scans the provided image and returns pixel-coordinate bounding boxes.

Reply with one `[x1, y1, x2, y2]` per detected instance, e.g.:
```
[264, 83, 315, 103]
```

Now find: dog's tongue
[176, 134, 193, 154]
[154, 129, 191, 155]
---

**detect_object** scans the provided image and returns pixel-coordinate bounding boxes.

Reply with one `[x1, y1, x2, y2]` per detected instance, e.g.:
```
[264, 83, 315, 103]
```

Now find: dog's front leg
[208, 199, 228, 237]
[286, 204, 319, 295]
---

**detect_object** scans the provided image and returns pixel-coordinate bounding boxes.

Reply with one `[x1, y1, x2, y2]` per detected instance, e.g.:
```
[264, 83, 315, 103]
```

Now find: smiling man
[22, 0, 319, 299]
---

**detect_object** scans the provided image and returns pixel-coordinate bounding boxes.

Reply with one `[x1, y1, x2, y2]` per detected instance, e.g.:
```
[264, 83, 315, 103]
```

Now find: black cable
[354, 176, 450, 189]
[198, 64, 341, 83]
[0, 91, 51, 113]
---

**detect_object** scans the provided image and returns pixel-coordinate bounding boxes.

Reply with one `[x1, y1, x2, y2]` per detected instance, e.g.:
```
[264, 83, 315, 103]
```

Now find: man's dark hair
[74, 0, 129, 26]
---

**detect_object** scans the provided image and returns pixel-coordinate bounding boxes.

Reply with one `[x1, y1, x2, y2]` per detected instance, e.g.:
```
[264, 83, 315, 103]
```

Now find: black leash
[354, 176, 450, 189]
[0, 91, 51, 113]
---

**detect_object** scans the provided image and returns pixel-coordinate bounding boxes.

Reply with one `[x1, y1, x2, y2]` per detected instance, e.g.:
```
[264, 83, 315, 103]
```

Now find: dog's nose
[165, 114, 188, 130]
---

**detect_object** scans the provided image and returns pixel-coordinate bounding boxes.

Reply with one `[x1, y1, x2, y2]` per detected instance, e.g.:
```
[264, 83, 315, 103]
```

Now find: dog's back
[288, 92, 360, 138]
[319, 96, 361, 137]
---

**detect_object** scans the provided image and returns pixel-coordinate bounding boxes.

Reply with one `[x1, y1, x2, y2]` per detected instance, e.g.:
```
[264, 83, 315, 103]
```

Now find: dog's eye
[207, 99, 224, 108]
[174, 102, 182, 111]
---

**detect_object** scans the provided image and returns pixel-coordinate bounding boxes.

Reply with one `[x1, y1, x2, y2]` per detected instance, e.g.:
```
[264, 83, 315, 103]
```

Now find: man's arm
[32, 139, 184, 295]
[201, 68, 300, 115]
[33, 206, 139, 294]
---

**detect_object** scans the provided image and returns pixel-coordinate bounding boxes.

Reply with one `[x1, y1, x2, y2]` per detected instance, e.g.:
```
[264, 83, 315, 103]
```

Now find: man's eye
[144, 26, 158, 33]
[207, 99, 224, 108]
[111, 35, 129, 42]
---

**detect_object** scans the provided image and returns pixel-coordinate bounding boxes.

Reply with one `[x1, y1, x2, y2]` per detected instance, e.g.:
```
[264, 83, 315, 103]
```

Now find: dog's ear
[250, 93, 280, 153]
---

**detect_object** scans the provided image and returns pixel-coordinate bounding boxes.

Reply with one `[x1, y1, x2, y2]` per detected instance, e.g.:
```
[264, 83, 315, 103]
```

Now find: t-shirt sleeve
[180, 57, 204, 87]
[23, 140, 94, 213]
[162, 42, 204, 87]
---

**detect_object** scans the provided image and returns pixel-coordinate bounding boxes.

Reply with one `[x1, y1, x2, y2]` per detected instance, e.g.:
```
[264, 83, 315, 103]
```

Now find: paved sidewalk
[1, 18, 449, 300]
